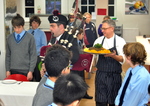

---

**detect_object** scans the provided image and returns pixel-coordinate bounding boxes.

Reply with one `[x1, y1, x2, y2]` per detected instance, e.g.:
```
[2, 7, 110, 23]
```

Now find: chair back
[40, 45, 51, 56]
[4, 74, 29, 81]
[71, 54, 93, 72]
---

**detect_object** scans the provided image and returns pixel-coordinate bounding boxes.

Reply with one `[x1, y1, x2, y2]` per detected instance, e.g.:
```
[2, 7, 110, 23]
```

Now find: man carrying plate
[93, 19, 126, 106]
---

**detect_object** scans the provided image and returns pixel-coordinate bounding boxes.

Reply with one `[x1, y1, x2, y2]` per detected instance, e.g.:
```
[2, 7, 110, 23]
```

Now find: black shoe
[83, 94, 93, 99]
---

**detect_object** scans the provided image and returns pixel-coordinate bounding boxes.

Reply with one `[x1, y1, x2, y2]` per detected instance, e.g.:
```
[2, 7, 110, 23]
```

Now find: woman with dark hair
[98, 15, 110, 36]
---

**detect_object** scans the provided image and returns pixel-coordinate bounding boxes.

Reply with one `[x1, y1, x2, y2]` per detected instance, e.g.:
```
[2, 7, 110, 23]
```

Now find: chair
[40, 45, 51, 57]
[4, 74, 29, 81]
[71, 54, 93, 72]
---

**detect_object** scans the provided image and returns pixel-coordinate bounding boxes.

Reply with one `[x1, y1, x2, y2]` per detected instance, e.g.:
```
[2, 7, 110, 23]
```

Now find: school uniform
[32, 78, 54, 106]
[84, 22, 98, 47]
[6, 31, 37, 76]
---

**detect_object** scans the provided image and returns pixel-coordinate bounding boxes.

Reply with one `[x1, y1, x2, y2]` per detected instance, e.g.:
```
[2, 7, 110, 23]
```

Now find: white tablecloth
[0, 81, 39, 106]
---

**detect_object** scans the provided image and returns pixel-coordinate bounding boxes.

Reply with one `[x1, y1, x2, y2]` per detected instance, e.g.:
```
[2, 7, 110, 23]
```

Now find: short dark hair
[72, 28, 83, 36]
[11, 14, 24, 27]
[29, 15, 41, 26]
[123, 42, 147, 65]
[53, 73, 89, 105]
[103, 15, 110, 20]
[44, 44, 72, 77]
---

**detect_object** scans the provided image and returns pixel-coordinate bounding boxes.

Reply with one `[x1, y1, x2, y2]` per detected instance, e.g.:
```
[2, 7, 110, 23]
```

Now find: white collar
[56, 34, 63, 41]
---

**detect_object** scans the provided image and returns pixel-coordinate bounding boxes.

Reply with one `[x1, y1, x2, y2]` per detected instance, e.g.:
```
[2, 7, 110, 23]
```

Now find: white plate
[2, 79, 17, 84]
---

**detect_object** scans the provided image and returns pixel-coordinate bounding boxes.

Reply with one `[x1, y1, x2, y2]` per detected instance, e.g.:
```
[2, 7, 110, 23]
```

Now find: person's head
[53, 74, 89, 106]
[68, 14, 75, 23]
[123, 42, 147, 66]
[29, 15, 41, 29]
[101, 19, 116, 38]
[72, 28, 83, 40]
[76, 29, 83, 40]
[44, 44, 72, 78]
[103, 15, 110, 21]
[11, 14, 24, 34]
[83, 12, 91, 24]
[48, 10, 67, 37]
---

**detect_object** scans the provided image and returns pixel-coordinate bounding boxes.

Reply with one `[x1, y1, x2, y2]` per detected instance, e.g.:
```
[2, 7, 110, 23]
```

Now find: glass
[108, 0, 114, 4]
[89, 0, 95, 4]
[100, 27, 111, 30]
[67, 61, 72, 69]
[81, 0, 87, 5]
[25, 8, 34, 17]
[25, 0, 34, 6]
[108, 6, 114, 16]
[81, 6, 87, 14]
[89, 6, 95, 14]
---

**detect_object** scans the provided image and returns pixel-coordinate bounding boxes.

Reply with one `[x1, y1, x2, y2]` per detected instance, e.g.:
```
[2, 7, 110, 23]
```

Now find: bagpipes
[40, 0, 87, 60]
[39, 16, 93, 74]
[40, 0, 81, 59]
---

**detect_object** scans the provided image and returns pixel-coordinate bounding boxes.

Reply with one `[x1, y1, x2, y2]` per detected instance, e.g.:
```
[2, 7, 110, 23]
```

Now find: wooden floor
[79, 62, 150, 106]
[79, 70, 96, 106]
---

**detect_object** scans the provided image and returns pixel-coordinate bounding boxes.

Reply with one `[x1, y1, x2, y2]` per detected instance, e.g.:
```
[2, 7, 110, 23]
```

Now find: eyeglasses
[100, 27, 111, 30]
[67, 61, 72, 69]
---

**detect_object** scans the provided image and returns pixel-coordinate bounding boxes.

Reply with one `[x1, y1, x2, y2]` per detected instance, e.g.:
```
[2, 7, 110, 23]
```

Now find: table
[0, 81, 39, 106]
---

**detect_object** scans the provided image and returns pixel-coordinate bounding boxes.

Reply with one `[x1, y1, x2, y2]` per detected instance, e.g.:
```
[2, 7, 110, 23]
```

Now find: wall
[95, 0, 108, 29]
[17, 0, 150, 41]
[0, 0, 6, 79]
[116, 1, 150, 42]
[34, 0, 74, 14]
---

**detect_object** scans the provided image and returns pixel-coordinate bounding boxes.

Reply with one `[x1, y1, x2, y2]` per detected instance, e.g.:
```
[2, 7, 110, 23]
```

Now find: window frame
[80, 0, 96, 14]
[108, 0, 116, 17]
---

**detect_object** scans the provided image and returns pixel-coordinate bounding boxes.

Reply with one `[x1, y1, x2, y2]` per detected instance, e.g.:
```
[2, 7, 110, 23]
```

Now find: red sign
[97, 8, 107, 15]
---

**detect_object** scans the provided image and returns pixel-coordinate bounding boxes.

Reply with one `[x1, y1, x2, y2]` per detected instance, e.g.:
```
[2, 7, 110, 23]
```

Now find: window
[81, 0, 95, 14]
[25, 0, 34, 17]
[108, 0, 115, 17]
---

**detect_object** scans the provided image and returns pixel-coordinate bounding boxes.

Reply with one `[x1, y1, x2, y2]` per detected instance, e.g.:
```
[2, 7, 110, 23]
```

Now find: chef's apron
[95, 35, 122, 104]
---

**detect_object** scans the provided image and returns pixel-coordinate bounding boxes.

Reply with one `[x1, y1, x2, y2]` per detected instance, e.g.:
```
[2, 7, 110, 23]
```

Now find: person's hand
[6, 71, 10, 77]
[27, 71, 33, 81]
[91, 66, 97, 72]
[40, 63, 46, 77]
[104, 50, 116, 57]
[83, 45, 87, 49]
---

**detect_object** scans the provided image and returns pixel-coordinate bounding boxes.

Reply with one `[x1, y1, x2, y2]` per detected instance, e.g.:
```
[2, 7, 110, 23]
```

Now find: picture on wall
[46, 0, 61, 14]
[125, 0, 149, 14]
[5, 0, 17, 36]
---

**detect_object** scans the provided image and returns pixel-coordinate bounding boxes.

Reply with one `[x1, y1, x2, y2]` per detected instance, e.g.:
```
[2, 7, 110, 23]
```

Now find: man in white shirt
[93, 19, 126, 106]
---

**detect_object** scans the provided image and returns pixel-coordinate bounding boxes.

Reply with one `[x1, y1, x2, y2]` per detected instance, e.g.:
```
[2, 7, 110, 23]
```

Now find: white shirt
[94, 34, 126, 64]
